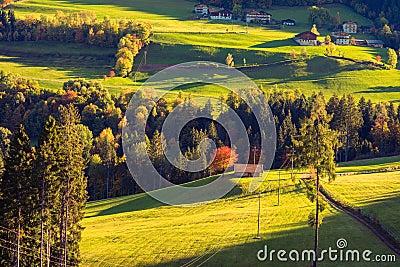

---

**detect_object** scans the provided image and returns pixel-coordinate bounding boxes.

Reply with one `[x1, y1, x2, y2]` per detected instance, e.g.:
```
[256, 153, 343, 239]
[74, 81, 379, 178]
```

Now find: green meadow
[80, 159, 400, 266]
[324, 171, 400, 239]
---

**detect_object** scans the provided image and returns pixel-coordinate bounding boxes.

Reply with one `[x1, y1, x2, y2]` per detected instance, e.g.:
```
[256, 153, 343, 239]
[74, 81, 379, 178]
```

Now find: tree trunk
[16, 207, 21, 267]
[40, 173, 45, 267]
[106, 164, 109, 199]
[345, 134, 349, 162]
[64, 198, 68, 267]
[46, 229, 51, 267]
[59, 198, 65, 267]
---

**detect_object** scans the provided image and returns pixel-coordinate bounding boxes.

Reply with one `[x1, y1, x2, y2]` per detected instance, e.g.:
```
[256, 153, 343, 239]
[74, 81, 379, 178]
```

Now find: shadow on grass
[145, 204, 398, 267]
[64, 0, 192, 21]
[85, 174, 242, 218]
[356, 86, 400, 94]
[0, 43, 114, 79]
[250, 38, 297, 48]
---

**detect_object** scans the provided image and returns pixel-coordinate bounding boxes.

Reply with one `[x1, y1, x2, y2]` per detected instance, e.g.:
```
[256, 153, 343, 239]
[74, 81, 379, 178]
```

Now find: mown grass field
[81, 159, 400, 266]
[337, 155, 400, 173]
[0, 41, 114, 88]
[324, 171, 400, 240]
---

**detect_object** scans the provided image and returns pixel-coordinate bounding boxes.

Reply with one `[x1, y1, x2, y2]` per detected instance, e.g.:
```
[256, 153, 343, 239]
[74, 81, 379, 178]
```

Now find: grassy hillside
[4, 40, 398, 102]
[81, 160, 400, 266]
[324, 171, 400, 240]
[0, 41, 114, 89]
[337, 155, 400, 173]
[5, 0, 400, 102]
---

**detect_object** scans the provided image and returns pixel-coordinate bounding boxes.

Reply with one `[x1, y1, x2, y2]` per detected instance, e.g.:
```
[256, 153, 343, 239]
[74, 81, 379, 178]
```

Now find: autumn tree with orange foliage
[1, 0, 12, 8]
[209, 146, 238, 174]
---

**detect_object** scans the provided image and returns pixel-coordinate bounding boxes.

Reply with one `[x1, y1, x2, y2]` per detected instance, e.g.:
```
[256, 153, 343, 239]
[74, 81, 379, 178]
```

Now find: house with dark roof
[245, 10, 271, 24]
[366, 40, 385, 48]
[234, 164, 263, 177]
[210, 10, 232, 20]
[294, 31, 319, 46]
[354, 39, 367, 46]
[332, 31, 350, 45]
[282, 19, 296, 26]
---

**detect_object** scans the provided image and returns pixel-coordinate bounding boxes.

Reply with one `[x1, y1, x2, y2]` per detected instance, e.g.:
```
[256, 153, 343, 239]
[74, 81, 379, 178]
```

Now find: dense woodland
[1, 71, 400, 198]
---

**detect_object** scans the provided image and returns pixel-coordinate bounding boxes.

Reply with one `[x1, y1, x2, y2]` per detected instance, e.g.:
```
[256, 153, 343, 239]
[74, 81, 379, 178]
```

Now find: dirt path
[319, 186, 400, 257]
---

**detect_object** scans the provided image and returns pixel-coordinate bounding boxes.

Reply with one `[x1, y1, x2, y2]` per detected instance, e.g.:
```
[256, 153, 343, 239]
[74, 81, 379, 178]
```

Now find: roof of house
[366, 40, 385, 45]
[282, 19, 296, 23]
[295, 31, 318, 40]
[343, 21, 358, 25]
[234, 164, 263, 173]
[246, 10, 271, 16]
[332, 31, 350, 37]
[194, 4, 208, 8]
[210, 10, 232, 16]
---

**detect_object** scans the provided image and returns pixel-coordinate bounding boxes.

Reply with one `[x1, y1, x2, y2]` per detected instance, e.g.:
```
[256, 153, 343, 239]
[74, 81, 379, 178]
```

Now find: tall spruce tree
[56, 105, 88, 266]
[35, 116, 62, 266]
[339, 95, 363, 161]
[0, 125, 39, 267]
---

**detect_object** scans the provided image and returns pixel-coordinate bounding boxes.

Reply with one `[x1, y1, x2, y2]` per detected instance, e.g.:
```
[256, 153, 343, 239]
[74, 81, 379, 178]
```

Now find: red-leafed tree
[61, 90, 78, 104]
[1, 0, 12, 8]
[209, 146, 238, 174]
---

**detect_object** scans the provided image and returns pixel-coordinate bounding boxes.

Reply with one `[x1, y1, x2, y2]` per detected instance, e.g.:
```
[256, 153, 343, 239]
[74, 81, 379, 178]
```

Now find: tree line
[2, 69, 400, 197]
[2, 70, 400, 199]
[0, 10, 151, 76]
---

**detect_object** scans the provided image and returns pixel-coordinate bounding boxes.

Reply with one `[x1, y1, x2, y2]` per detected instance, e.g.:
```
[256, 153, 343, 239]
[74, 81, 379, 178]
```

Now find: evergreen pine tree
[0, 125, 39, 266]
[35, 116, 62, 266]
[56, 105, 88, 266]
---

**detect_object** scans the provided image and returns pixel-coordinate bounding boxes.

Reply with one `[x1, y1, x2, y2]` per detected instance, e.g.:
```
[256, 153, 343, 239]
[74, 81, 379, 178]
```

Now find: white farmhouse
[343, 21, 358, 33]
[210, 10, 232, 20]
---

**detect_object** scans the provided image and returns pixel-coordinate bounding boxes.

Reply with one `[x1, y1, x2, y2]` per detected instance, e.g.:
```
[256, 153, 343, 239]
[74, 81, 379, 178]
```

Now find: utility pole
[46, 229, 51, 267]
[17, 208, 20, 267]
[277, 169, 281, 206]
[144, 50, 147, 65]
[313, 118, 320, 267]
[40, 170, 45, 267]
[254, 192, 261, 239]
[291, 148, 294, 181]
[252, 146, 257, 164]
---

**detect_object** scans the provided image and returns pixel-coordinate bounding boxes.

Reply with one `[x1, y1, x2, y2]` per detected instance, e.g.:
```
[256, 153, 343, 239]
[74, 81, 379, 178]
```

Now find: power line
[0, 225, 64, 252]
[0, 240, 75, 267]
[0, 225, 79, 267]
[183, 178, 275, 267]
[0, 236, 74, 265]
